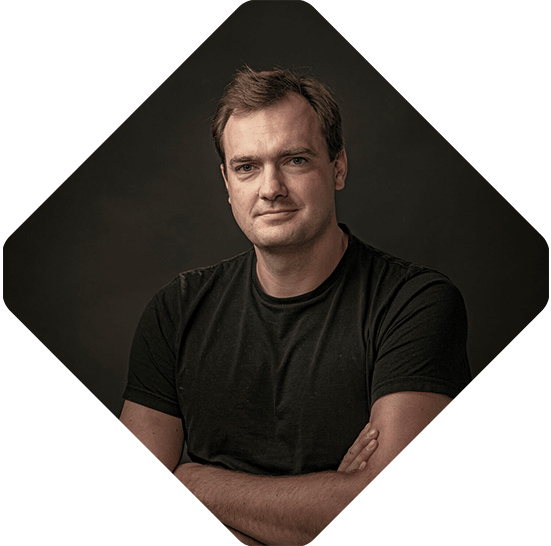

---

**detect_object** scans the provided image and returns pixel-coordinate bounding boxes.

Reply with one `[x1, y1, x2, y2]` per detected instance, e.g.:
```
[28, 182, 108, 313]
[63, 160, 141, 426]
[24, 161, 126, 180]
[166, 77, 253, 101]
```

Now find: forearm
[175, 462, 371, 545]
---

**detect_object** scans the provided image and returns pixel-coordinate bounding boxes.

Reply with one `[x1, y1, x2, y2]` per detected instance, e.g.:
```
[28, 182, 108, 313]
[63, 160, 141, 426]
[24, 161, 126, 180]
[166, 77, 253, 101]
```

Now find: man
[120, 67, 471, 545]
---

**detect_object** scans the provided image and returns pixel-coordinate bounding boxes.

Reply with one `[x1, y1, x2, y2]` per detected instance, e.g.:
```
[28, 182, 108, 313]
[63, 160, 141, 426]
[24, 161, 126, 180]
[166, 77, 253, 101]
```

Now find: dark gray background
[4, 1, 548, 418]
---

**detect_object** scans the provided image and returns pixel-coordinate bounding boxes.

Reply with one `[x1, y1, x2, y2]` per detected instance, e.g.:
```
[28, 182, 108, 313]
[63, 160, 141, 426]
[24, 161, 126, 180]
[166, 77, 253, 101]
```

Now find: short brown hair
[212, 66, 344, 166]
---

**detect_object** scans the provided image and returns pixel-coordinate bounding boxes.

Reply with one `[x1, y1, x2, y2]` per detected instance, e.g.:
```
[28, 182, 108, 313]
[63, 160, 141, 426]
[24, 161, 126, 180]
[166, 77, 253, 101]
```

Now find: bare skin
[120, 400, 379, 545]
[221, 92, 348, 299]
[121, 391, 449, 545]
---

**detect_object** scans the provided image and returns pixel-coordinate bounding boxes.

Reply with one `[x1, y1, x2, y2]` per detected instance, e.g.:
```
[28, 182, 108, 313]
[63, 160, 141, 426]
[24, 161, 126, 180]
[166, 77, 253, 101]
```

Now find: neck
[254, 224, 348, 298]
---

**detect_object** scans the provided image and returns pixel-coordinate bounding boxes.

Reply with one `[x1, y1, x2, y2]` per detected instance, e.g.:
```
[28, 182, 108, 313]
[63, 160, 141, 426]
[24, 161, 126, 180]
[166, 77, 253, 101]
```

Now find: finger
[337, 427, 379, 472]
[338, 427, 378, 471]
[344, 438, 378, 473]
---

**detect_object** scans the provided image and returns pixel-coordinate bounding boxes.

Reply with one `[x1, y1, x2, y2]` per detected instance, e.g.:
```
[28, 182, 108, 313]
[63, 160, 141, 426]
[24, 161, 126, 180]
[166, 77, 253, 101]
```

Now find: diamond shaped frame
[2, 1, 548, 544]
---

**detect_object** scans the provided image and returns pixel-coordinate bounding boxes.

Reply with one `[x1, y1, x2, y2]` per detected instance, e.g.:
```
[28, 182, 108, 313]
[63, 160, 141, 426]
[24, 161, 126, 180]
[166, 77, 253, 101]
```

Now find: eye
[290, 157, 307, 166]
[236, 164, 254, 173]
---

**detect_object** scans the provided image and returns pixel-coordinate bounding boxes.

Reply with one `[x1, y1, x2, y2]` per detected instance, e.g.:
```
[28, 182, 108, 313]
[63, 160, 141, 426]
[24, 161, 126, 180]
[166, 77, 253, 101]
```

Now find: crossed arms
[120, 390, 450, 545]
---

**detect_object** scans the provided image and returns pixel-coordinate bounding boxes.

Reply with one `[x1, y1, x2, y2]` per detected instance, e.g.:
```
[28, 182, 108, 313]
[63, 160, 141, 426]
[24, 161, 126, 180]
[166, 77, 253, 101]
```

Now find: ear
[220, 163, 231, 204]
[334, 149, 347, 190]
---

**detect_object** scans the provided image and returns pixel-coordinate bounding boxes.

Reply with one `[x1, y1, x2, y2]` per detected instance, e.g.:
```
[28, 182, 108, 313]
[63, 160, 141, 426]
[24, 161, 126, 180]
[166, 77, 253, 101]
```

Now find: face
[221, 93, 347, 252]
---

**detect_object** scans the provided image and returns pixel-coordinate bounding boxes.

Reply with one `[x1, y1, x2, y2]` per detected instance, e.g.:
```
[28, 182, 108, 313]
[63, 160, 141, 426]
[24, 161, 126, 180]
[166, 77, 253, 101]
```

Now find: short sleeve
[371, 271, 471, 406]
[122, 279, 182, 417]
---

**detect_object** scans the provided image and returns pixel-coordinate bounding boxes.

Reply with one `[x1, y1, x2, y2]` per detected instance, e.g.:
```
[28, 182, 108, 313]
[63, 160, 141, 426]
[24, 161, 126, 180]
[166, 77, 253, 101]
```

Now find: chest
[176, 292, 371, 474]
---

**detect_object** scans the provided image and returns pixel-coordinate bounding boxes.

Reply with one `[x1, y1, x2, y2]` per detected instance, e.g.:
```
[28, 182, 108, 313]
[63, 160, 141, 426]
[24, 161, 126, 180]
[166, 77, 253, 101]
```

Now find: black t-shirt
[123, 226, 470, 476]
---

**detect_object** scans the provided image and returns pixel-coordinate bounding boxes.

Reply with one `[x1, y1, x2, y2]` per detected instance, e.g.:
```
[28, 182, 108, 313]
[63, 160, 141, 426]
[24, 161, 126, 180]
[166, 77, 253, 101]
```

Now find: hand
[337, 423, 379, 473]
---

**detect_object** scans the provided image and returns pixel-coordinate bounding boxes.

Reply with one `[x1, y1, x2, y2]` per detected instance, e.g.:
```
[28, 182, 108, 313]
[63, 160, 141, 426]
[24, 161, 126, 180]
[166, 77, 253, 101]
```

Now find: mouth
[257, 209, 298, 217]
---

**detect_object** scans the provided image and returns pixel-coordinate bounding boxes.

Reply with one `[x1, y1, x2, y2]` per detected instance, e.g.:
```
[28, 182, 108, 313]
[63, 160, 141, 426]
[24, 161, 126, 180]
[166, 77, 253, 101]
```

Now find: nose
[258, 165, 288, 201]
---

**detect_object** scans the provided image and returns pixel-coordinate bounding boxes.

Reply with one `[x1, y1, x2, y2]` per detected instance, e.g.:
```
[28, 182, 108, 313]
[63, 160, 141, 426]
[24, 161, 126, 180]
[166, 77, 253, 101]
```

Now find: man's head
[214, 67, 348, 253]
[212, 66, 344, 169]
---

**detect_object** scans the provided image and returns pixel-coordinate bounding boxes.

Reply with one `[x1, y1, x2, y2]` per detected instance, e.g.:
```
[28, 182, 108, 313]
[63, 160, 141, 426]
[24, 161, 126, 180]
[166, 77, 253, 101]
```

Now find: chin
[251, 225, 311, 251]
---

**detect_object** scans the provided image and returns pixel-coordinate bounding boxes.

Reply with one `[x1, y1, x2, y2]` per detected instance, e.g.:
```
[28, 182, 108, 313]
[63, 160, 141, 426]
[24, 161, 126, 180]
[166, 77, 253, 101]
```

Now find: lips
[257, 209, 297, 217]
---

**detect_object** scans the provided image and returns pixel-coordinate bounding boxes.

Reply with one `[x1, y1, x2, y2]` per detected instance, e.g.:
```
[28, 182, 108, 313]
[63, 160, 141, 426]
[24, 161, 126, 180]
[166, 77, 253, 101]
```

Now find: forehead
[223, 93, 325, 158]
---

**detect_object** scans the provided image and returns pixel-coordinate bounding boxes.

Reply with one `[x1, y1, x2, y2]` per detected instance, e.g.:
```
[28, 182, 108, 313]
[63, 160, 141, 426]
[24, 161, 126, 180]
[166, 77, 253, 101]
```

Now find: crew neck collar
[251, 224, 355, 304]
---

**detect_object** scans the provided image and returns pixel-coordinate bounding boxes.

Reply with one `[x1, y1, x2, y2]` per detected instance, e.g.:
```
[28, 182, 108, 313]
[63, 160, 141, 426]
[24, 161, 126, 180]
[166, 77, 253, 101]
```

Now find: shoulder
[141, 248, 254, 324]
[132, 248, 254, 350]
[343, 229, 468, 352]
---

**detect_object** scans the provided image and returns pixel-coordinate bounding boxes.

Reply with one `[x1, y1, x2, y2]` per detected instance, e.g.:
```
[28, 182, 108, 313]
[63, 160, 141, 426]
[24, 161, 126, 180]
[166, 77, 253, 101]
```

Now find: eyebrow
[229, 155, 260, 169]
[228, 147, 318, 169]
[279, 147, 318, 158]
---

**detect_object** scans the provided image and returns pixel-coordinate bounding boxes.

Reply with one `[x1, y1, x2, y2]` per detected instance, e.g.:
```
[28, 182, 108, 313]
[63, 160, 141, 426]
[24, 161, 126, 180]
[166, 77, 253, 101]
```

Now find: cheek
[229, 190, 254, 216]
[303, 179, 332, 204]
